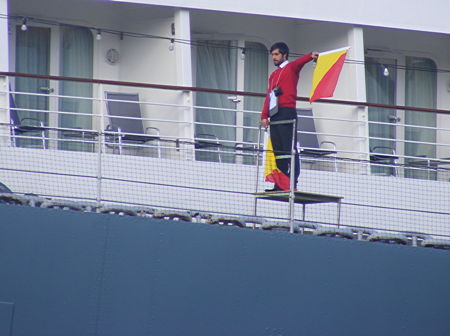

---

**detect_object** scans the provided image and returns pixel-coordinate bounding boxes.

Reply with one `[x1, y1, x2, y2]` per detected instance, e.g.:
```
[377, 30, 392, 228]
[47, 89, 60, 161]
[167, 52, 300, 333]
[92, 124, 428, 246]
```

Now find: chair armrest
[195, 133, 221, 149]
[319, 140, 336, 151]
[235, 142, 257, 152]
[371, 146, 396, 155]
[20, 117, 44, 127]
[105, 124, 123, 135]
[19, 117, 45, 128]
[145, 126, 160, 138]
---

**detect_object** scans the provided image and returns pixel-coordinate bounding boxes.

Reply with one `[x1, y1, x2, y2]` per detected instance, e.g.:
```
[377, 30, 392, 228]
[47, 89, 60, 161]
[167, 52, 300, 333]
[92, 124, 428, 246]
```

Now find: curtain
[59, 27, 93, 151]
[365, 57, 397, 175]
[195, 40, 237, 162]
[243, 42, 268, 165]
[15, 26, 50, 147]
[404, 57, 437, 179]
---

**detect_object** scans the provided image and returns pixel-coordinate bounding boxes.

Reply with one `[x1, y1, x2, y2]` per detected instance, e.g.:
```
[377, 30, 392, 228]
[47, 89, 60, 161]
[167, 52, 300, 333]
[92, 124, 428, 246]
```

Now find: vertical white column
[47, 27, 60, 149]
[235, 39, 245, 163]
[347, 27, 366, 103]
[0, 0, 10, 144]
[174, 9, 194, 156]
[347, 26, 369, 172]
[174, 9, 192, 88]
[395, 55, 406, 164]
[0, 0, 8, 73]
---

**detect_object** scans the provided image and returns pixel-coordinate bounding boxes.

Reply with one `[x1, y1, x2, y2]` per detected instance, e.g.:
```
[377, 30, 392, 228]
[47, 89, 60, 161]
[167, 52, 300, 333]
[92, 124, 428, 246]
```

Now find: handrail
[1, 71, 450, 115]
[2, 120, 449, 163]
[4, 72, 450, 161]
[2, 73, 450, 240]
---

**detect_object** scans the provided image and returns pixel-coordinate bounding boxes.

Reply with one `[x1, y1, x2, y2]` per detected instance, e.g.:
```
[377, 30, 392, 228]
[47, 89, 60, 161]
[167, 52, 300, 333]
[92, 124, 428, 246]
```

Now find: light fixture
[383, 65, 389, 77]
[20, 18, 28, 31]
[96, 29, 102, 41]
[240, 48, 246, 60]
[168, 38, 174, 51]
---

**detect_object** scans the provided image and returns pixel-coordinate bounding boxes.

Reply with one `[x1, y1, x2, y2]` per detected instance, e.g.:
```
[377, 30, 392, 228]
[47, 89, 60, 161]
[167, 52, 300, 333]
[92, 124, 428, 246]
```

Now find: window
[365, 54, 437, 179]
[14, 25, 93, 151]
[59, 27, 94, 151]
[404, 57, 437, 179]
[195, 39, 268, 163]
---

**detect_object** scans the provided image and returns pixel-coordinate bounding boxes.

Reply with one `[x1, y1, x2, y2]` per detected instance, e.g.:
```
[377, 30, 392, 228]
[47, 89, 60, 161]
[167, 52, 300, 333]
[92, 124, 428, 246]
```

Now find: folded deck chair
[296, 108, 337, 171]
[9, 92, 47, 149]
[104, 92, 161, 156]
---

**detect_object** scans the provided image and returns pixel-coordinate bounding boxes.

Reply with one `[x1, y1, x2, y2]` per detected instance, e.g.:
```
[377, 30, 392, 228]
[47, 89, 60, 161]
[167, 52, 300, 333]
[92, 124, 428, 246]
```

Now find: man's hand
[311, 51, 319, 60]
[261, 119, 270, 129]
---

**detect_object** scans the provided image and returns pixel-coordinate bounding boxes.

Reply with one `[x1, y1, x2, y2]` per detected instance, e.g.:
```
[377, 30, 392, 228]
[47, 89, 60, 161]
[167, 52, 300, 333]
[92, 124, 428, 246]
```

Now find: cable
[3, 14, 449, 74]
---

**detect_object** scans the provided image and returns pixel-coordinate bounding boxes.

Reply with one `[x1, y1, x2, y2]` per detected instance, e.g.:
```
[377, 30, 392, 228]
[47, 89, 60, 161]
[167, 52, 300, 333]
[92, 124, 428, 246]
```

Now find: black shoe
[265, 185, 281, 192]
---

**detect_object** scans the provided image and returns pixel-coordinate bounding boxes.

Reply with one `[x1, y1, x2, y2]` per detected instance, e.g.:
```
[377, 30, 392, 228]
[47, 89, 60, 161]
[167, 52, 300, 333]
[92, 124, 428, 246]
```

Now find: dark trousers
[270, 107, 299, 186]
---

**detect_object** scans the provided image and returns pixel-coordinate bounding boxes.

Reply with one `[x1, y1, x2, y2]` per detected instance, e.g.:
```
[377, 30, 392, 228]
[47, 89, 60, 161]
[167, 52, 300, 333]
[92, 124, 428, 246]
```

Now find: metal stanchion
[253, 125, 263, 218]
[288, 118, 297, 233]
[253, 119, 297, 233]
[253, 118, 343, 232]
[96, 131, 103, 205]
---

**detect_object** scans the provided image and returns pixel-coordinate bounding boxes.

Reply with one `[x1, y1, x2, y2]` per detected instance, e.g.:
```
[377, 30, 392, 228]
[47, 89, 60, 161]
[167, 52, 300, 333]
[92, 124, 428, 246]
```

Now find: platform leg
[337, 200, 341, 228]
[302, 204, 306, 221]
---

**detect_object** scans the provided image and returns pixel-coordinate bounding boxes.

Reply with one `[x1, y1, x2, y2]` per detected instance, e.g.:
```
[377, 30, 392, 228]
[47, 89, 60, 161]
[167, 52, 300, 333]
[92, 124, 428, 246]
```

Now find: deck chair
[296, 108, 337, 171]
[9, 93, 47, 149]
[104, 92, 161, 156]
[370, 146, 399, 176]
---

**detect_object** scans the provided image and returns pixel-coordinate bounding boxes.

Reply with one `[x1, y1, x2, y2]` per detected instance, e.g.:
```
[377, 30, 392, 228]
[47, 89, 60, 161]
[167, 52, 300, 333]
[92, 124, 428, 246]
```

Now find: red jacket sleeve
[261, 54, 313, 120]
[290, 53, 313, 73]
[261, 87, 270, 120]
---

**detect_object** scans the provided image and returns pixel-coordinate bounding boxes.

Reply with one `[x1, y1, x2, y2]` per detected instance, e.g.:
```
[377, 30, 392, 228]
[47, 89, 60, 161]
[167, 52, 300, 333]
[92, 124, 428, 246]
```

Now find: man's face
[271, 49, 287, 66]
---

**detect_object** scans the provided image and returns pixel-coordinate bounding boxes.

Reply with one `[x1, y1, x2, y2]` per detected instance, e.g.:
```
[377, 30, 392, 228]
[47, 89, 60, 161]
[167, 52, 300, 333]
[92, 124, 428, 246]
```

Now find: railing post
[96, 130, 103, 205]
[0, 76, 9, 146]
[96, 87, 104, 206]
[253, 125, 263, 218]
[288, 119, 296, 233]
[359, 105, 371, 175]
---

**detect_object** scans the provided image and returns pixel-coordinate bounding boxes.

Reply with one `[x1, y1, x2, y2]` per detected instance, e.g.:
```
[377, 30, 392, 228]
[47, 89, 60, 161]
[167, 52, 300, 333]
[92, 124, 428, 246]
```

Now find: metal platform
[254, 190, 343, 225]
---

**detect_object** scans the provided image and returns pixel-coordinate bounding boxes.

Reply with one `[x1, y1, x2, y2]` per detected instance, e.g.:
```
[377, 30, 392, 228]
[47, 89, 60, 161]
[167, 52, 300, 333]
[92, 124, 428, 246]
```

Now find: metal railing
[1, 72, 450, 242]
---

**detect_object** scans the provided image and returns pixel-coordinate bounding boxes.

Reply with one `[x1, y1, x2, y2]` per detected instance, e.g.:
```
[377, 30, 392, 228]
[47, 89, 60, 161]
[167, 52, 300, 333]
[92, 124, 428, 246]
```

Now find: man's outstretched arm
[290, 51, 319, 72]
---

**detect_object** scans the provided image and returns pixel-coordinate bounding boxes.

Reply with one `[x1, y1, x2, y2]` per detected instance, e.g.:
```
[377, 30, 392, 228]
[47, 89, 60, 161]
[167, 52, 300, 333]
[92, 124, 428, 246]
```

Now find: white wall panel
[114, 0, 450, 34]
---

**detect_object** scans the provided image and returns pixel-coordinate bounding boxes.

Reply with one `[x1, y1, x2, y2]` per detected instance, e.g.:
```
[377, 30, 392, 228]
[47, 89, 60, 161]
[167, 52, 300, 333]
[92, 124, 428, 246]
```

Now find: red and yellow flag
[264, 136, 290, 191]
[309, 47, 350, 103]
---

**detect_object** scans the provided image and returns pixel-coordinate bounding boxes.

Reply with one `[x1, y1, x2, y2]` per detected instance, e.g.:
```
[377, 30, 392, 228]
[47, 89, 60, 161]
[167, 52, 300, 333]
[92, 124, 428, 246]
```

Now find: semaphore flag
[309, 46, 350, 103]
[263, 136, 291, 191]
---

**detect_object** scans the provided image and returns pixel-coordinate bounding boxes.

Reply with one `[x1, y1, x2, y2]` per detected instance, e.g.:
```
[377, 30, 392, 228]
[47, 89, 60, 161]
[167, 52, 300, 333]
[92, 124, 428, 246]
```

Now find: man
[261, 42, 318, 191]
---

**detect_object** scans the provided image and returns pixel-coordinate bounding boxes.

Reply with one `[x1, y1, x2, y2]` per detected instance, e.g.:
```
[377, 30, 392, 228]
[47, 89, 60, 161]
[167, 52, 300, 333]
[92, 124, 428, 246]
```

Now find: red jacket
[261, 53, 313, 120]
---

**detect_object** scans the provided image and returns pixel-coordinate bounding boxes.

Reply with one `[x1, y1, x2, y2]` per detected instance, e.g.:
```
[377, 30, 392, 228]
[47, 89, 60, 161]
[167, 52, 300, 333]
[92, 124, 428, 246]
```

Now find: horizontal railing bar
[368, 135, 450, 148]
[368, 120, 450, 132]
[8, 106, 98, 118]
[4, 131, 450, 173]
[2, 72, 450, 115]
[4, 121, 450, 151]
[6, 90, 448, 131]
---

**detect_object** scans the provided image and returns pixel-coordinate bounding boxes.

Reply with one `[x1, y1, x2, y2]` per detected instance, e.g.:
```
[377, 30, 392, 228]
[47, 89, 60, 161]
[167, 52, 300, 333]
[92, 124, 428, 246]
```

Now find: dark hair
[270, 42, 289, 59]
